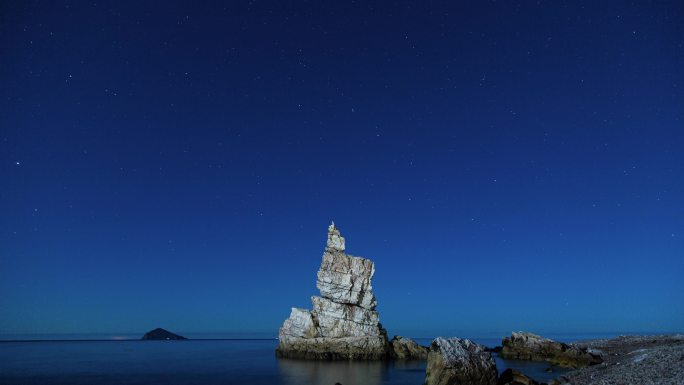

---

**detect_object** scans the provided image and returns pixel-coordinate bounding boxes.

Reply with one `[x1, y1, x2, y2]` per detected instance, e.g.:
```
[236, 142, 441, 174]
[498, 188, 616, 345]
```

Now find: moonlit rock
[276, 223, 389, 360]
[326, 221, 345, 251]
[390, 336, 429, 360]
[316, 250, 377, 309]
[279, 308, 319, 339]
[311, 296, 381, 337]
[425, 337, 497, 385]
[500, 331, 603, 368]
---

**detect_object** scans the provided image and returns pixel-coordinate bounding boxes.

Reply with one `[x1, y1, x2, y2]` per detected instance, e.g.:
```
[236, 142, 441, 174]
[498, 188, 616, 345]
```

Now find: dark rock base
[276, 336, 390, 360]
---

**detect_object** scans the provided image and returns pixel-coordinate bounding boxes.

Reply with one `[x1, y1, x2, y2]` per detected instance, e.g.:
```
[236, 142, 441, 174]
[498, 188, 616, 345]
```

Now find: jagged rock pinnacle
[276, 222, 388, 360]
[326, 221, 345, 252]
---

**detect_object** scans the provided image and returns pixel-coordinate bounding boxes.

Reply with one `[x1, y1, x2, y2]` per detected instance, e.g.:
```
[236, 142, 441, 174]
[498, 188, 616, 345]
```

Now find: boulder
[500, 332, 603, 368]
[425, 337, 498, 385]
[276, 222, 390, 360]
[141, 328, 187, 340]
[390, 336, 429, 360]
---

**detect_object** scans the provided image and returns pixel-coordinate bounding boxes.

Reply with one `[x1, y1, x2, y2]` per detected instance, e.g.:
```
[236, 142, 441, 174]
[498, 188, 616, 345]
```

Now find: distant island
[141, 328, 187, 340]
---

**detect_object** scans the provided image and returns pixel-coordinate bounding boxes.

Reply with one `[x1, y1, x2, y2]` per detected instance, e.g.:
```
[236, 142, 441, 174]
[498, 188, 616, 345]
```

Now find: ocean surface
[0, 336, 610, 385]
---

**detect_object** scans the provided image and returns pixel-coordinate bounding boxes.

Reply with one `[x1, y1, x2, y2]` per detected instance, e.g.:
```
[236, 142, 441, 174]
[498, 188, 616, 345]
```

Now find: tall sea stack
[276, 222, 390, 360]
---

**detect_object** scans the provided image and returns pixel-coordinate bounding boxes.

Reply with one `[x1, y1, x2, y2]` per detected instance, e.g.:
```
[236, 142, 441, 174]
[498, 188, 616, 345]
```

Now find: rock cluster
[276, 222, 390, 360]
[425, 337, 498, 385]
[390, 336, 429, 360]
[500, 332, 603, 368]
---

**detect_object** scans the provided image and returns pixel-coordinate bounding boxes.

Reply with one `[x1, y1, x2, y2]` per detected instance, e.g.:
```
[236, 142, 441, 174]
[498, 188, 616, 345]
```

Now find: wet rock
[497, 369, 542, 385]
[425, 337, 498, 385]
[500, 332, 603, 368]
[390, 336, 429, 360]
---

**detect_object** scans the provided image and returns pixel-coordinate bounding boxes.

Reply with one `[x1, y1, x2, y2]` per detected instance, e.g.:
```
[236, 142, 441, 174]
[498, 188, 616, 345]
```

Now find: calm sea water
[0, 336, 599, 385]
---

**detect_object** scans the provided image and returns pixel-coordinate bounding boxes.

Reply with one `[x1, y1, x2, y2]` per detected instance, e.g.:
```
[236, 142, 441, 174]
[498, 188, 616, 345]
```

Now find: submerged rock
[425, 337, 498, 385]
[497, 369, 542, 385]
[276, 222, 390, 360]
[141, 328, 187, 340]
[500, 332, 602, 368]
[390, 336, 429, 360]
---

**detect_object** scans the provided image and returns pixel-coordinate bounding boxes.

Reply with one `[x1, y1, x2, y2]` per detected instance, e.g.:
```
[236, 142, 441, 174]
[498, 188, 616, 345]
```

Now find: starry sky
[1, 1, 683, 339]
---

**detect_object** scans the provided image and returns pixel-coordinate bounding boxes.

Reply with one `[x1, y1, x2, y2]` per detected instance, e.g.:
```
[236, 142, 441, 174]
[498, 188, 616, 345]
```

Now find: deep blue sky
[1, 1, 683, 338]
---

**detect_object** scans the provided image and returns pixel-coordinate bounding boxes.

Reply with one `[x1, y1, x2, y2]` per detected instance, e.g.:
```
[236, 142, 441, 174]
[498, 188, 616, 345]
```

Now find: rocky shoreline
[552, 335, 684, 385]
[275, 224, 683, 384]
[421, 334, 684, 385]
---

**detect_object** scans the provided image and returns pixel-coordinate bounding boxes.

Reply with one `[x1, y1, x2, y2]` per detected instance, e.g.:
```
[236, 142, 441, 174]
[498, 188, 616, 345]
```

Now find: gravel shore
[552, 335, 684, 385]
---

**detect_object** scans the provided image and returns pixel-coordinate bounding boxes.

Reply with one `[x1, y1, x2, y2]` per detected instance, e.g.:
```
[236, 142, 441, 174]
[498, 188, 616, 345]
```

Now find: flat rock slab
[501, 332, 602, 368]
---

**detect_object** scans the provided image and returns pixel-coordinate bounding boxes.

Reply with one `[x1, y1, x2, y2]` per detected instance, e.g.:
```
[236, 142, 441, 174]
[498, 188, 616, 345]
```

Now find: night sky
[1, 1, 683, 339]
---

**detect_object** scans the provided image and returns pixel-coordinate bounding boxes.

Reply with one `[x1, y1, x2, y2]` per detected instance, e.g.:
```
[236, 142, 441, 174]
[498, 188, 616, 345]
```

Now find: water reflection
[278, 358, 427, 385]
[492, 353, 570, 384]
[278, 358, 386, 385]
[278, 354, 565, 385]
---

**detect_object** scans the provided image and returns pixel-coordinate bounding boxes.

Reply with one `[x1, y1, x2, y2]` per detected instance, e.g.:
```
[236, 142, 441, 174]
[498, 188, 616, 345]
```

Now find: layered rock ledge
[500, 332, 602, 368]
[276, 222, 390, 360]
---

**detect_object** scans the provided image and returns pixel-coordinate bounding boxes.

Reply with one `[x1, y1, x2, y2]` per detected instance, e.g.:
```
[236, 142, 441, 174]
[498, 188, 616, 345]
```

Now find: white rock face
[312, 296, 381, 338]
[425, 337, 498, 385]
[276, 222, 389, 360]
[326, 222, 345, 251]
[316, 250, 377, 309]
[279, 308, 318, 339]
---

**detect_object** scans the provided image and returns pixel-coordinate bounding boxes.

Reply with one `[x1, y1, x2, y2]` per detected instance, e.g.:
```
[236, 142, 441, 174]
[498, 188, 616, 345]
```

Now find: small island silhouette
[141, 328, 187, 341]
